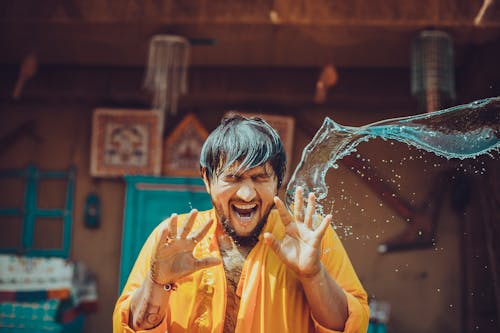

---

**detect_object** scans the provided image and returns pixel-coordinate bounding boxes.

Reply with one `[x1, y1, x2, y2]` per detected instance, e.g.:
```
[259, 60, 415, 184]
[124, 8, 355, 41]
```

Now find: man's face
[203, 162, 278, 241]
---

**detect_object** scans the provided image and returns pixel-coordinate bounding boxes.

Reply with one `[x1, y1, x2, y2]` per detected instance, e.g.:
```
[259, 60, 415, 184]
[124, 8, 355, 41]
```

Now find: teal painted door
[119, 176, 212, 291]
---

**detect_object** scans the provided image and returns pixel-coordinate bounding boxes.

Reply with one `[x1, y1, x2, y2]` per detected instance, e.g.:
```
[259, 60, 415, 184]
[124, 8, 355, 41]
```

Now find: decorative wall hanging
[227, 112, 295, 181]
[90, 108, 161, 177]
[144, 35, 190, 134]
[411, 30, 455, 113]
[13, 53, 37, 99]
[162, 113, 208, 177]
[314, 64, 338, 104]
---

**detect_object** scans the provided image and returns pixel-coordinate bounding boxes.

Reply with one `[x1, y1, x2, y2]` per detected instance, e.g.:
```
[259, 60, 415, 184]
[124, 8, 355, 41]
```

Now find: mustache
[212, 202, 276, 247]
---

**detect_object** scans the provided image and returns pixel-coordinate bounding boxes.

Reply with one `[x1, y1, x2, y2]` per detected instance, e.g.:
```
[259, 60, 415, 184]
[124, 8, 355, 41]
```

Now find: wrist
[148, 271, 178, 292]
[297, 264, 324, 283]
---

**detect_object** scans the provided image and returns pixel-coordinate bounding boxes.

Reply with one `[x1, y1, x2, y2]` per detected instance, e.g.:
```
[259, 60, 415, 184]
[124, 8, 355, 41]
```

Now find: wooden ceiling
[1, 0, 500, 68]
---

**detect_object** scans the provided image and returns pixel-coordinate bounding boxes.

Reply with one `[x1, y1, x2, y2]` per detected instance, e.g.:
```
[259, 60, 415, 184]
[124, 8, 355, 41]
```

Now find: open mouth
[231, 203, 258, 223]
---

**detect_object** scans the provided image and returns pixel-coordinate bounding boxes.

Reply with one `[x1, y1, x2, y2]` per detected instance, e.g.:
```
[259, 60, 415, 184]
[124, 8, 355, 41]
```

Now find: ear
[200, 167, 211, 193]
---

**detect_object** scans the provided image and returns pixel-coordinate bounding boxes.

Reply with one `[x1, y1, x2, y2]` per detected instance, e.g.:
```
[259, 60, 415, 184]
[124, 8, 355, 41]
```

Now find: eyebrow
[224, 166, 273, 178]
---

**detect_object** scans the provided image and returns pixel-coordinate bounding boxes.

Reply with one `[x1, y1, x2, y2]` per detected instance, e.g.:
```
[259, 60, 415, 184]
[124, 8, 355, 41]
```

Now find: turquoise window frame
[0, 165, 75, 258]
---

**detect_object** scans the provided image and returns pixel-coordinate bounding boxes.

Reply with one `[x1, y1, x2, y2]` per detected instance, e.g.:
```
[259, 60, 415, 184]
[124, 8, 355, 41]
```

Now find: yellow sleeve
[311, 226, 370, 333]
[112, 223, 168, 333]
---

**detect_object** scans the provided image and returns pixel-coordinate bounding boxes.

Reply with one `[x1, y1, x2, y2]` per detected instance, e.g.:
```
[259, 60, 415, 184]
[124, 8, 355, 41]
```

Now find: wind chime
[411, 30, 456, 113]
[144, 35, 190, 134]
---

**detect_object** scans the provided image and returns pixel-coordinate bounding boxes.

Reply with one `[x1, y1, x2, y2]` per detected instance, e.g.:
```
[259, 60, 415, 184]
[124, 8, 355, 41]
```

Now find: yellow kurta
[113, 209, 369, 333]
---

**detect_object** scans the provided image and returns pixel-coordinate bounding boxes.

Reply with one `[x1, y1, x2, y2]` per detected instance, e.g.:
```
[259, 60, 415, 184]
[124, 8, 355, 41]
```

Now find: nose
[236, 180, 256, 202]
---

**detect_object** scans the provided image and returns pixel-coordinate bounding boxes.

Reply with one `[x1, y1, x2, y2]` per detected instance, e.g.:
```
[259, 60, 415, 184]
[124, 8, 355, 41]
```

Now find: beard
[213, 201, 274, 247]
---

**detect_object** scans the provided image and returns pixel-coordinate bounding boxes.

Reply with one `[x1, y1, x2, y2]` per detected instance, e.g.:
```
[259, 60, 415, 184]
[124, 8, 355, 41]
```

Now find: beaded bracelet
[149, 270, 178, 291]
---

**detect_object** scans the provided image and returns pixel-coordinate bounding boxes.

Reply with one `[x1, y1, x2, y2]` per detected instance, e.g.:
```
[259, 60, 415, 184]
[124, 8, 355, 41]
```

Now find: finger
[313, 214, 332, 247]
[263, 232, 287, 263]
[263, 232, 280, 253]
[304, 192, 316, 229]
[190, 218, 214, 243]
[167, 213, 178, 239]
[155, 224, 172, 258]
[158, 221, 171, 245]
[274, 196, 292, 226]
[179, 209, 198, 238]
[293, 186, 304, 222]
[194, 256, 221, 270]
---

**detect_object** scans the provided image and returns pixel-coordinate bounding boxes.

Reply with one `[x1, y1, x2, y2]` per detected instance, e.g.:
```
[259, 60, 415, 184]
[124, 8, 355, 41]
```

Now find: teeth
[233, 203, 256, 210]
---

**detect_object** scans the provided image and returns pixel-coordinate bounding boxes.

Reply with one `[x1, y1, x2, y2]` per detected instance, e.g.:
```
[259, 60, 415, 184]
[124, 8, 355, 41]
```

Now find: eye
[253, 174, 271, 182]
[223, 174, 239, 182]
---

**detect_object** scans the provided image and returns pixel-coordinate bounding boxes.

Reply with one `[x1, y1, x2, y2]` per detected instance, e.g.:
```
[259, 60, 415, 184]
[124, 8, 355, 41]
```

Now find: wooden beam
[1, 0, 499, 26]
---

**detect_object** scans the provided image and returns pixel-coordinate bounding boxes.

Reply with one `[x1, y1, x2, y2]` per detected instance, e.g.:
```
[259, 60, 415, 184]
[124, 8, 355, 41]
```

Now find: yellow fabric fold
[113, 209, 369, 333]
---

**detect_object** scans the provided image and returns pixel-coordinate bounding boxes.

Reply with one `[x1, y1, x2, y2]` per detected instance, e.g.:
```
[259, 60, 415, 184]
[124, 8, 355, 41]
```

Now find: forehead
[221, 161, 274, 176]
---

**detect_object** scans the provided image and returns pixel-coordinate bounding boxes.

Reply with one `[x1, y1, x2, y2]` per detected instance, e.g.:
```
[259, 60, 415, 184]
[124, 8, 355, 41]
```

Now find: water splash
[286, 97, 500, 215]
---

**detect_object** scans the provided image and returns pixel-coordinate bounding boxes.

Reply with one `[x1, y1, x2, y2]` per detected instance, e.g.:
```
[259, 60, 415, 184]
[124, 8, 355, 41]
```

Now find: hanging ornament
[144, 35, 190, 133]
[411, 30, 456, 113]
[13, 53, 38, 99]
[314, 64, 338, 104]
[84, 192, 101, 229]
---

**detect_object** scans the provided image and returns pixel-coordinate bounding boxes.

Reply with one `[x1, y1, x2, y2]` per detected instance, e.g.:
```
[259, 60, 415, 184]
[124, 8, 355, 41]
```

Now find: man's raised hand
[263, 187, 332, 279]
[150, 210, 221, 286]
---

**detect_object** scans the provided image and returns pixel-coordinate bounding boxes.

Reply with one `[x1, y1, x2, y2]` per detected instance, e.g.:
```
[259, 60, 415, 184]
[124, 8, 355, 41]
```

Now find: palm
[152, 238, 201, 283]
[280, 223, 321, 274]
[150, 210, 221, 285]
[264, 187, 332, 278]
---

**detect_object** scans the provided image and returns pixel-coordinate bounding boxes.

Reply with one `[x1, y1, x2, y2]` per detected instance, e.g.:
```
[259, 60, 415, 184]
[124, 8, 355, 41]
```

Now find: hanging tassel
[144, 35, 190, 133]
[411, 30, 456, 113]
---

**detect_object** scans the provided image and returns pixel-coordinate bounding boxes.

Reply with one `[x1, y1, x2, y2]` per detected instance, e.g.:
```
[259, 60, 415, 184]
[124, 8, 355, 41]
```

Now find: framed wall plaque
[162, 113, 209, 176]
[90, 108, 161, 177]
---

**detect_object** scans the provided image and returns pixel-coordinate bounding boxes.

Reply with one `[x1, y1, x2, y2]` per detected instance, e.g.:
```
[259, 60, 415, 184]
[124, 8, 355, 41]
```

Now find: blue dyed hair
[200, 114, 286, 188]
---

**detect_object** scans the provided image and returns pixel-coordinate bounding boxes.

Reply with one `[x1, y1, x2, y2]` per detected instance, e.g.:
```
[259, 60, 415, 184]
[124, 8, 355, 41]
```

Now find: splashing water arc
[286, 97, 500, 214]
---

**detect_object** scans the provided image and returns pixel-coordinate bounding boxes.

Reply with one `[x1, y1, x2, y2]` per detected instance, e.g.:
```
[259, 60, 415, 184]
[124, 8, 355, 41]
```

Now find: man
[113, 115, 369, 333]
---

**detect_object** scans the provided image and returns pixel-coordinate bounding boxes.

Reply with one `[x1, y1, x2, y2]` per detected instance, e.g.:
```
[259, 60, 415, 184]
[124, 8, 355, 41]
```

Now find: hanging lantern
[411, 30, 456, 113]
[144, 35, 190, 132]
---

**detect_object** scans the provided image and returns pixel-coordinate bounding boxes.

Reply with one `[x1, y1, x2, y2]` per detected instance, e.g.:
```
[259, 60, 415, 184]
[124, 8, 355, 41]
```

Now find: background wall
[0, 57, 498, 333]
